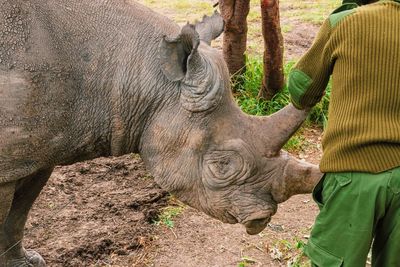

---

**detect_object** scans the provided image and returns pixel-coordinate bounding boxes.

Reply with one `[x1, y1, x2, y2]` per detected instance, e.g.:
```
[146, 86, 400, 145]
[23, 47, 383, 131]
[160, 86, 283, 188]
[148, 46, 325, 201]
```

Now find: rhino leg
[0, 169, 52, 267]
[0, 182, 16, 266]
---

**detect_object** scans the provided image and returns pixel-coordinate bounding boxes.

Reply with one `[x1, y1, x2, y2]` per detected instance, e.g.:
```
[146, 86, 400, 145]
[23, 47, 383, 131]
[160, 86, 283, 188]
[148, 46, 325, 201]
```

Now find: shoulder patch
[329, 8, 357, 27]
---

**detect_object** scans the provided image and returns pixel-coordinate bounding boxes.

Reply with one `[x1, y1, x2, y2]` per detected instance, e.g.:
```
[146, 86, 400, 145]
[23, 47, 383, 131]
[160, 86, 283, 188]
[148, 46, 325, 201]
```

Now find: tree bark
[258, 0, 284, 100]
[219, 0, 250, 77]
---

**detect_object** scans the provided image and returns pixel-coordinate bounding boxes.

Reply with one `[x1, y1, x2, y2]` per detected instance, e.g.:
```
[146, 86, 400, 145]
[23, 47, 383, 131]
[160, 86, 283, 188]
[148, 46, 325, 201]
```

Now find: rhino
[0, 0, 322, 266]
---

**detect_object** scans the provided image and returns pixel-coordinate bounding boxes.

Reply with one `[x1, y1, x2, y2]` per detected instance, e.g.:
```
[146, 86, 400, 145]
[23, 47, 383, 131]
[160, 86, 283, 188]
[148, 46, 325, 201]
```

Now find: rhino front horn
[250, 104, 310, 156]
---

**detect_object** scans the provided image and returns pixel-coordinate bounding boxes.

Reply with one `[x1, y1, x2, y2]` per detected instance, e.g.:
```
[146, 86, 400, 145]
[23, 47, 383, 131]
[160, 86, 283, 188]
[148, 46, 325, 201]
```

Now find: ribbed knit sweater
[288, 0, 400, 173]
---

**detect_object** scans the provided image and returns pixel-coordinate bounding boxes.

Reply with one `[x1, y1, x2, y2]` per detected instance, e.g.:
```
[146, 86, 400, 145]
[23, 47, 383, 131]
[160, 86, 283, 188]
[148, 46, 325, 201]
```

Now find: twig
[169, 227, 178, 239]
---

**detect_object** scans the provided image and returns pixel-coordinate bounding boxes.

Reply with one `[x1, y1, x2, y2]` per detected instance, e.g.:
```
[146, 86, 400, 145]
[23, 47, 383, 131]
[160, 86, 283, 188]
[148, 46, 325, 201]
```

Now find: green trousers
[305, 166, 400, 267]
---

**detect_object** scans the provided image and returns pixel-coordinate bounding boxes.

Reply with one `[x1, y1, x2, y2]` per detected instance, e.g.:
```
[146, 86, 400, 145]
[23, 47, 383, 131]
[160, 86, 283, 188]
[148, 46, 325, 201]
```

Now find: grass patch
[283, 133, 308, 152]
[279, 0, 341, 24]
[153, 196, 185, 228]
[153, 206, 184, 228]
[237, 256, 257, 267]
[136, 0, 214, 24]
[235, 57, 330, 128]
[269, 238, 310, 267]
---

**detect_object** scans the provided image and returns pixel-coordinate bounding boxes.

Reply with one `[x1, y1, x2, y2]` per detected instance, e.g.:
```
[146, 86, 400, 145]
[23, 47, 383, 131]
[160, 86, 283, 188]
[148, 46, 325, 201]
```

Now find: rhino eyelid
[206, 156, 231, 164]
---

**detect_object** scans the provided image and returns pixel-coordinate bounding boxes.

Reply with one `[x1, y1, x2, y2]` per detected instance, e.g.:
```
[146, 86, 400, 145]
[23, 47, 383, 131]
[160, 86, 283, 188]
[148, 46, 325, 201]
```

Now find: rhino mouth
[224, 211, 239, 224]
[242, 213, 272, 235]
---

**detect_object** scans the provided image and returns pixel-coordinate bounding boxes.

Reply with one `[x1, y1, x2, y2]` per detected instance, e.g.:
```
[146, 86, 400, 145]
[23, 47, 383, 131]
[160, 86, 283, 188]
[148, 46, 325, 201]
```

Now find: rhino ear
[194, 11, 224, 45]
[159, 24, 201, 82]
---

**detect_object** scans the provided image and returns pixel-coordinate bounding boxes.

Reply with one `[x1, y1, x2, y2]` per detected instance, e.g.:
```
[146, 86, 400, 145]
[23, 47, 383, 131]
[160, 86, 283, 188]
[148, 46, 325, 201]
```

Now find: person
[287, 0, 400, 266]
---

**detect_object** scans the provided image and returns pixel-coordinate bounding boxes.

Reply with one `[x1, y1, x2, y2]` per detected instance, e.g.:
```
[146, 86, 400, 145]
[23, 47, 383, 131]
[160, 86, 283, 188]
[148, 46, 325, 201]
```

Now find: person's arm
[288, 19, 334, 110]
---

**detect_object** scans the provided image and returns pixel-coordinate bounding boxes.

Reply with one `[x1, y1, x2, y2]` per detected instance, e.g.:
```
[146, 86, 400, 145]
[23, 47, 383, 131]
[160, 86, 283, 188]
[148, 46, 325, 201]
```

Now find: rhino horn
[253, 104, 309, 156]
[194, 11, 224, 45]
[250, 104, 322, 202]
[271, 153, 323, 203]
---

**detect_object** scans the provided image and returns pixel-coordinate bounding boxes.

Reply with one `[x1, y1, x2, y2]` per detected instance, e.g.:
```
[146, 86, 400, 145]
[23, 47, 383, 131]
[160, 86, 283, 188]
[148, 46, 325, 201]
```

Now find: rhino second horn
[272, 154, 323, 203]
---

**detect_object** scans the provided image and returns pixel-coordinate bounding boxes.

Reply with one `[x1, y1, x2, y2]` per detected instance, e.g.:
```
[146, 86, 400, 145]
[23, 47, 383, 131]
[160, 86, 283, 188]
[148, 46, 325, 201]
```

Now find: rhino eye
[202, 150, 248, 189]
[207, 151, 242, 179]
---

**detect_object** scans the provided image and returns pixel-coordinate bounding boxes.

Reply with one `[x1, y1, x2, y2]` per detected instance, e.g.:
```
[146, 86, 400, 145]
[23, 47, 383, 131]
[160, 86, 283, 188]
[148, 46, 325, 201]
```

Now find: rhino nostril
[252, 218, 268, 225]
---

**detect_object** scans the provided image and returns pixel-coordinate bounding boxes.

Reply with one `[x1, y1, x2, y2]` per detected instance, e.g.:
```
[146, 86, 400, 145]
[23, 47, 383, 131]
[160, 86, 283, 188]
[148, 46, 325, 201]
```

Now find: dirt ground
[26, 155, 169, 266]
[24, 1, 324, 267]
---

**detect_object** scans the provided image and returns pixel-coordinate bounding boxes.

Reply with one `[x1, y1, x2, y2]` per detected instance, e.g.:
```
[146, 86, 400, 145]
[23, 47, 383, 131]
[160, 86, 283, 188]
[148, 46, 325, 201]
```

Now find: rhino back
[0, 0, 180, 182]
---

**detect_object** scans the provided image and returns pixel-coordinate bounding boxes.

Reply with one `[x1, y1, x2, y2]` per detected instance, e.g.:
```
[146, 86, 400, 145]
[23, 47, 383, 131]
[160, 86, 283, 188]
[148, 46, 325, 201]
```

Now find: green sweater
[288, 0, 400, 173]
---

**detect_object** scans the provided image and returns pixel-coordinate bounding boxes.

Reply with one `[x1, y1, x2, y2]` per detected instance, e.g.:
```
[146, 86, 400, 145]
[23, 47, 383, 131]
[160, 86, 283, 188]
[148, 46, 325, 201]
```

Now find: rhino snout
[242, 211, 273, 235]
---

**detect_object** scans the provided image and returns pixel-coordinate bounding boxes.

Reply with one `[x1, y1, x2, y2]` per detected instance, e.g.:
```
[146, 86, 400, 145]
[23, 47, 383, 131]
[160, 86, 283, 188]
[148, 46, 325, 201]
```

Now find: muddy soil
[26, 155, 169, 266]
[283, 21, 319, 60]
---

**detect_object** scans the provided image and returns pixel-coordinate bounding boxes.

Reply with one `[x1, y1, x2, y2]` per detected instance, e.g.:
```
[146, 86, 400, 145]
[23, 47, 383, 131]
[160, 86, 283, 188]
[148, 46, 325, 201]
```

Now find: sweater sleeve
[288, 19, 334, 110]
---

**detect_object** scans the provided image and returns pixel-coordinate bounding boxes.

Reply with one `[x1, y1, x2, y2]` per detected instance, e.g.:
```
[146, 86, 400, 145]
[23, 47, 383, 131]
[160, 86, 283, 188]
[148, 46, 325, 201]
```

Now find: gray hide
[0, 0, 322, 266]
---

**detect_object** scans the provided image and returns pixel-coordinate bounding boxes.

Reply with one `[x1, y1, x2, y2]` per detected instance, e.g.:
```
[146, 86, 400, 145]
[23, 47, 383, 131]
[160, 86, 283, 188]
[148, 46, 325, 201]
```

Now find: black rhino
[0, 0, 322, 266]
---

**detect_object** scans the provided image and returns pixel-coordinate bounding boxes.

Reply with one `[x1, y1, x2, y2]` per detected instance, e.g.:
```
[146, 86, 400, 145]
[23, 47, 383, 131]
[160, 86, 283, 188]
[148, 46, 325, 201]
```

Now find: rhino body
[0, 0, 321, 266]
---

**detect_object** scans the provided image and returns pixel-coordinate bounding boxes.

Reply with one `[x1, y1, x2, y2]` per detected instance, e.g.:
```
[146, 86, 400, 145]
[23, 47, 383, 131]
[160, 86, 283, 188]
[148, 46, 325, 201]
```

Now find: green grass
[153, 196, 186, 228]
[235, 57, 330, 128]
[237, 256, 257, 267]
[136, 0, 214, 24]
[269, 238, 311, 267]
[284, 133, 309, 152]
[138, 0, 341, 25]
[153, 206, 184, 228]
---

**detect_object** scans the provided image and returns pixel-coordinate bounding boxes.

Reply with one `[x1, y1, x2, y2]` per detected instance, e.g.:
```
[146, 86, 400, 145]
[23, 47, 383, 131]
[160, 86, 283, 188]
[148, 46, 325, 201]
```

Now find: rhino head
[140, 13, 322, 235]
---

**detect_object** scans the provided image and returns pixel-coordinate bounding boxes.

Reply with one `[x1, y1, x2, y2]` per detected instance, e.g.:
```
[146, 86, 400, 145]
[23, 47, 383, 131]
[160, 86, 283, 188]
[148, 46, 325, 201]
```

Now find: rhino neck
[44, 0, 181, 157]
[107, 66, 180, 156]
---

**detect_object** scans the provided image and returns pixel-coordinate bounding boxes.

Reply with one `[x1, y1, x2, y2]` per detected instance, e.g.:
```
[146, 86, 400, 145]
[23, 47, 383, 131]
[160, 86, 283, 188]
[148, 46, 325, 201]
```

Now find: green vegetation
[138, 0, 340, 25]
[237, 256, 257, 267]
[270, 238, 311, 267]
[153, 196, 185, 228]
[136, 0, 214, 24]
[235, 57, 331, 128]
[153, 205, 184, 228]
[284, 133, 309, 152]
[253, 0, 341, 24]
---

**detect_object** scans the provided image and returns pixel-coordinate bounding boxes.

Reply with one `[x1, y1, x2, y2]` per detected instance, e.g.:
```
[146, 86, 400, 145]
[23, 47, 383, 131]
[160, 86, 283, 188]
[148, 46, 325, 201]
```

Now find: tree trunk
[258, 0, 284, 100]
[219, 0, 250, 78]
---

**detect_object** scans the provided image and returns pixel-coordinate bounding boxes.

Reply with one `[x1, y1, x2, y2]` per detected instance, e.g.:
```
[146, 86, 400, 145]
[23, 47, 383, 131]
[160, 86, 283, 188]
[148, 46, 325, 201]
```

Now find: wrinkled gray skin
[0, 0, 322, 266]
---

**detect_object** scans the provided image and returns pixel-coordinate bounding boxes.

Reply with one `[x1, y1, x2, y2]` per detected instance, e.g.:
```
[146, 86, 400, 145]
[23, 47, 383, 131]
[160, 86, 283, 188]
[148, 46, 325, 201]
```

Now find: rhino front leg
[0, 181, 16, 267]
[0, 169, 52, 267]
